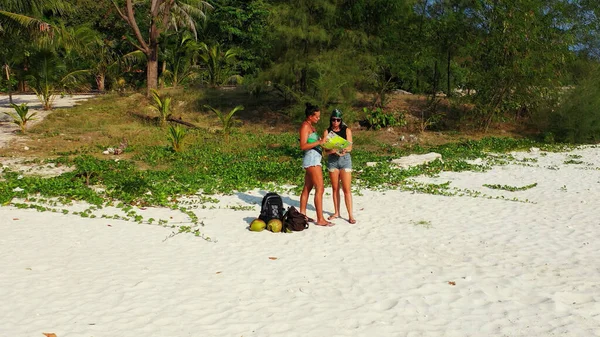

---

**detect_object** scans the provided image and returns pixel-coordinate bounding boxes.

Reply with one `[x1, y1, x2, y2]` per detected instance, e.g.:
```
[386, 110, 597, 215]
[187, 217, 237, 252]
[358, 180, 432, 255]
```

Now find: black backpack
[282, 206, 309, 232]
[259, 192, 284, 223]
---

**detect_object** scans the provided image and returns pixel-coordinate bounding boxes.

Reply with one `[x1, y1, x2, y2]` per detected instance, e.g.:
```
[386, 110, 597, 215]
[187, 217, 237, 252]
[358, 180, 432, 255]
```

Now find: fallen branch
[167, 116, 198, 128]
[128, 111, 199, 128]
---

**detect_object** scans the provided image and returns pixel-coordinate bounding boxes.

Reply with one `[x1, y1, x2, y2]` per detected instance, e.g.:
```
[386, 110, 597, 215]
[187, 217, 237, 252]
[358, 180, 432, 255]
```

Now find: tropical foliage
[4, 102, 36, 133]
[167, 124, 187, 152]
[0, 0, 598, 134]
[149, 89, 172, 125]
[204, 104, 244, 134]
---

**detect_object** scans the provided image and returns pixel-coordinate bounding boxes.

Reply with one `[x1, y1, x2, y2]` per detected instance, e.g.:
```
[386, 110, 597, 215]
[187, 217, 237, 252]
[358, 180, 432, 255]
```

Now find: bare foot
[315, 221, 335, 227]
[327, 214, 339, 220]
[348, 218, 356, 224]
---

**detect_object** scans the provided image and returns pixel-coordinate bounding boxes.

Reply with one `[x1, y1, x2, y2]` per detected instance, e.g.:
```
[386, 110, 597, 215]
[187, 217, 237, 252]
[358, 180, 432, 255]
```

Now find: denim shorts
[327, 153, 352, 172]
[302, 149, 322, 168]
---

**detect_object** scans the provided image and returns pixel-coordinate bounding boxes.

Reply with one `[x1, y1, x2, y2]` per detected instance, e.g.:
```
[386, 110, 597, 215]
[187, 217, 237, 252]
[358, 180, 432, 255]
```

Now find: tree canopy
[1, 0, 599, 126]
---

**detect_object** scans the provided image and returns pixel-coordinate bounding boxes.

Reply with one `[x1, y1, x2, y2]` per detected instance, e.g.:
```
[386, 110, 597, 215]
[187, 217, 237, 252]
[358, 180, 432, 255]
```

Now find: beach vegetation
[4, 103, 37, 133]
[411, 220, 432, 229]
[483, 183, 538, 192]
[362, 107, 407, 131]
[533, 67, 600, 143]
[167, 125, 187, 152]
[204, 104, 244, 135]
[150, 89, 173, 126]
[197, 42, 242, 87]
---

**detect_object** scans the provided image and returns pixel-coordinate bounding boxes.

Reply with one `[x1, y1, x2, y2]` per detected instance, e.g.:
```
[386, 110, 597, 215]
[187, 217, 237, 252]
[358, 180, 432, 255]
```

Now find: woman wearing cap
[323, 109, 356, 224]
[299, 103, 335, 227]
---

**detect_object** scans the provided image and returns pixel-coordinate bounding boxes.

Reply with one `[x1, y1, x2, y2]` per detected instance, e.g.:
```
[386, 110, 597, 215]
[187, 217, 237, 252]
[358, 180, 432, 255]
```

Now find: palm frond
[61, 69, 92, 91]
[0, 10, 43, 28]
[167, 125, 187, 152]
[225, 105, 244, 122]
[122, 50, 147, 67]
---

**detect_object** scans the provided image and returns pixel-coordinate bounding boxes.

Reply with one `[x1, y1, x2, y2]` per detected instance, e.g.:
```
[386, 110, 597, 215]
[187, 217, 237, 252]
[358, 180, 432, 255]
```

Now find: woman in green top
[299, 103, 334, 227]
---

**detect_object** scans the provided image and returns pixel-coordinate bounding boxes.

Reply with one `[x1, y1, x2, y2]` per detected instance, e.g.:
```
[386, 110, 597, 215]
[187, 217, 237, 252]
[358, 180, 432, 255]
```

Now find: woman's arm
[345, 128, 353, 152]
[340, 128, 353, 155]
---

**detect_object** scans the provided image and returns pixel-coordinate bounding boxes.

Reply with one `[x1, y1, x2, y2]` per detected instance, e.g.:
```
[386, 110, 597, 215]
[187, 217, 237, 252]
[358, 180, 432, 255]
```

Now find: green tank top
[306, 132, 322, 154]
[307, 132, 319, 144]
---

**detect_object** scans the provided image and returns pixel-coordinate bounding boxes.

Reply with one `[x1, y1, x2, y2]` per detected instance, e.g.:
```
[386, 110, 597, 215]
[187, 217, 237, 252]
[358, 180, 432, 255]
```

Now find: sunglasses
[331, 118, 342, 122]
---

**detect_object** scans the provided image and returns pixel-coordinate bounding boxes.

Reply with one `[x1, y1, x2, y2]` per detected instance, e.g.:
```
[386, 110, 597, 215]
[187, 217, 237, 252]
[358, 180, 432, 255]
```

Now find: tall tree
[463, 0, 574, 129]
[111, 0, 212, 94]
[200, 0, 270, 76]
[266, 0, 337, 95]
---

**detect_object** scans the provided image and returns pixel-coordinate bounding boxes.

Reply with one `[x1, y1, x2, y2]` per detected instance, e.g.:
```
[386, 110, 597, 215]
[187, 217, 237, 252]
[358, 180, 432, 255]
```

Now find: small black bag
[282, 206, 309, 232]
[258, 192, 284, 223]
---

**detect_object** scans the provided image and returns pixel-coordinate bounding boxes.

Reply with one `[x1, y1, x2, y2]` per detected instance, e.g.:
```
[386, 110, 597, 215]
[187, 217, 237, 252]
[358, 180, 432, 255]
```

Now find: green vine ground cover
[0, 133, 583, 240]
[0, 135, 573, 208]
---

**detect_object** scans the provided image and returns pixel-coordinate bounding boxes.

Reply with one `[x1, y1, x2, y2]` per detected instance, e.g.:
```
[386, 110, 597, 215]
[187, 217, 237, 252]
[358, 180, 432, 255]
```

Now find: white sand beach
[1, 145, 600, 336]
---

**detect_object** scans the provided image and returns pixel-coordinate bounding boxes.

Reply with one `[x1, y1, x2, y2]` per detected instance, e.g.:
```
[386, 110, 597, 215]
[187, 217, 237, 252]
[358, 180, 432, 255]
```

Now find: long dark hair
[328, 120, 348, 133]
[304, 103, 319, 118]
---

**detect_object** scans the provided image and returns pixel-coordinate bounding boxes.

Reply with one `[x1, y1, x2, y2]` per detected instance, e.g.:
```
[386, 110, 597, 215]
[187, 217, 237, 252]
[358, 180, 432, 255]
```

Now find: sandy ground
[0, 94, 94, 149]
[1, 144, 599, 336]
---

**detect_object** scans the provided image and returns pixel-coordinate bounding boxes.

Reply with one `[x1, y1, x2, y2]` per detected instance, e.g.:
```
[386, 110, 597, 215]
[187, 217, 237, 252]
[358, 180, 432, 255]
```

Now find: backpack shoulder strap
[282, 207, 293, 233]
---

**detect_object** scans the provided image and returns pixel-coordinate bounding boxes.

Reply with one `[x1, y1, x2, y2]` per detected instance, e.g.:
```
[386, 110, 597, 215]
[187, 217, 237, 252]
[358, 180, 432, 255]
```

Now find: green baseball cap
[330, 109, 342, 119]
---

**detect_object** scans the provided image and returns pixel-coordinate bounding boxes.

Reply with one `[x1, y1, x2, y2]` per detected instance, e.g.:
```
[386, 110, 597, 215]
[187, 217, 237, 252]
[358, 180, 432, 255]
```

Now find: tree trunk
[300, 39, 308, 93]
[432, 60, 439, 97]
[447, 49, 451, 96]
[96, 73, 105, 92]
[146, 45, 159, 95]
[3, 64, 13, 104]
[300, 68, 307, 93]
[146, 21, 160, 96]
[160, 60, 167, 88]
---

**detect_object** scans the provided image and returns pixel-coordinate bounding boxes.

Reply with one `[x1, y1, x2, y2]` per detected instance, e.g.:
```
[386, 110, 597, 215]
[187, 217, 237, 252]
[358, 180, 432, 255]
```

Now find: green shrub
[5, 103, 37, 133]
[538, 69, 600, 143]
[167, 125, 187, 152]
[363, 107, 407, 130]
[150, 89, 172, 126]
[204, 104, 244, 134]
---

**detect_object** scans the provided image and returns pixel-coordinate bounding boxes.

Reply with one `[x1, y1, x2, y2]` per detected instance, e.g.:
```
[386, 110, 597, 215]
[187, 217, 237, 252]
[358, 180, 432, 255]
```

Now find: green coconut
[267, 219, 283, 233]
[250, 218, 266, 232]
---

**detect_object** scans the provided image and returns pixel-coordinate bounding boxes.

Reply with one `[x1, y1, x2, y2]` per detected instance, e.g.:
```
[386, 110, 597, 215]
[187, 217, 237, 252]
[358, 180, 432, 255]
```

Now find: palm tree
[197, 42, 242, 87]
[160, 31, 201, 88]
[0, 1, 69, 36]
[0, 0, 70, 102]
[112, 0, 212, 95]
[66, 25, 121, 92]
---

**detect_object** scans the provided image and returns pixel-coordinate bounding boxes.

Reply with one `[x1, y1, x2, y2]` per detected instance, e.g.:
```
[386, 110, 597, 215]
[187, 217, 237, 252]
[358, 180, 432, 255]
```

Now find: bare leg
[340, 170, 355, 224]
[306, 166, 332, 226]
[328, 169, 340, 219]
[300, 169, 314, 215]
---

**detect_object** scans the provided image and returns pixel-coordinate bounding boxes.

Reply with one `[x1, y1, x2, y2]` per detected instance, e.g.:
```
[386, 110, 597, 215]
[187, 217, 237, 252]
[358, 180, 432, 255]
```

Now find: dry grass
[1, 93, 158, 158]
[0, 87, 531, 160]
